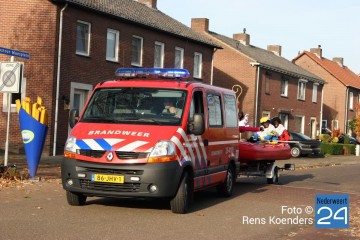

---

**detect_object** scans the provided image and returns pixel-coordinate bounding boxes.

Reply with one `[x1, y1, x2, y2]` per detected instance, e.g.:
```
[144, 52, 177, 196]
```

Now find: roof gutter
[53, 3, 68, 156]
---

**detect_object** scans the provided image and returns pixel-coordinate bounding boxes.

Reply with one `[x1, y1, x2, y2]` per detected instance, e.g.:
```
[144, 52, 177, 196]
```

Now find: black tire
[66, 191, 87, 206]
[217, 165, 235, 197]
[267, 166, 279, 184]
[291, 146, 301, 158]
[170, 172, 191, 214]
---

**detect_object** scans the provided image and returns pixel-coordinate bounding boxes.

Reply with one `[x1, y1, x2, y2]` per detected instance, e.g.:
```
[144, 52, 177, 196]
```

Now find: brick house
[294, 46, 360, 135]
[191, 18, 325, 138]
[0, 0, 219, 155]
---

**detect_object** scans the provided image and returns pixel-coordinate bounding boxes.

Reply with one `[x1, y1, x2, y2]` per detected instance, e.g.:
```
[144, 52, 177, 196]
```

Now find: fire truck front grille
[115, 151, 149, 160]
[81, 167, 144, 175]
[79, 179, 140, 192]
[78, 150, 106, 158]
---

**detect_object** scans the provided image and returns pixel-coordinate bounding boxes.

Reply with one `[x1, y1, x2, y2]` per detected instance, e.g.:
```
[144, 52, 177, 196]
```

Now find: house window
[154, 42, 164, 68]
[281, 78, 288, 97]
[279, 113, 289, 130]
[106, 29, 119, 62]
[193, 52, 202, 79]
[207, 93, 222, 127]
[265, 74, 270, 94]
[297, 79, 307, 100]
[349, 92, 354, 110]
[174, 47, 184, 68]
[322, 120, 331, 134]
[76, 21, 91, 56]
[262, 111, 270, 119]
[332, 120, 339, 130]
[131, 35, 143, 66]
[294, 115, 305, 133]
[312, 83, 318, 103]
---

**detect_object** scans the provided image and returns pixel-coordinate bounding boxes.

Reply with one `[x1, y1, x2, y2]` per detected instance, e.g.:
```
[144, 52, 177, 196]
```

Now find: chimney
[191, 18, 209, 32]
[267, 45, 282, 56]
[333, 57, 344, 67]
[310, 45, 322, 58]
[233, 29, 250, 45]
[137, 0, 157, 9]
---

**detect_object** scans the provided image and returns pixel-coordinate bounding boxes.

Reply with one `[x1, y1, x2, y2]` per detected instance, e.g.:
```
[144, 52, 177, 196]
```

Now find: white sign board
[0, 62, 23, 93]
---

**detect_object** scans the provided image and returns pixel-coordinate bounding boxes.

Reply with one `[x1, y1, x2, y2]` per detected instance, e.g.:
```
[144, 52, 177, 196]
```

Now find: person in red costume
[271, 117, 290, 141]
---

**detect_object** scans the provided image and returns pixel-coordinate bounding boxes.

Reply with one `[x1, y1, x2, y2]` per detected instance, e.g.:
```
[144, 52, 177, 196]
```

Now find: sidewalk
[1, 153, 360, 179]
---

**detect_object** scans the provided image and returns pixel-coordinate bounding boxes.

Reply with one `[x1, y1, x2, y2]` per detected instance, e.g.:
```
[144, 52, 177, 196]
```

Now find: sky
[158, 0, 360, 74]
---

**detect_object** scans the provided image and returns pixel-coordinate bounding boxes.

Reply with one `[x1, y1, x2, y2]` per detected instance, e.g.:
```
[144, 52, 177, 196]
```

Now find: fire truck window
[224, 94, 237, 127]
[190, 91, 204, 119]
[207, 93, 223, 127]
[82, 88, 186, 126]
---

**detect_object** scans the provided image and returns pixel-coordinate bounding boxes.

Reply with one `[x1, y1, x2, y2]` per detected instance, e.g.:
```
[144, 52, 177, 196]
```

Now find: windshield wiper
[81, 116, 120, 123]
[122, 117, 162, 125]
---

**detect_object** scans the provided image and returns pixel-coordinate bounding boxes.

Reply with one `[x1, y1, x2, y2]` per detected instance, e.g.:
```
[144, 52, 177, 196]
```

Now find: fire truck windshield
[81, 88, 187, 125]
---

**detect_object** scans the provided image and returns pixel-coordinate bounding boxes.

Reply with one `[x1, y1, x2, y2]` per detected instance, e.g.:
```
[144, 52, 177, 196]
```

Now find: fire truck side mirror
[69, 109, 79, 128]
[187, 113, 205, 135]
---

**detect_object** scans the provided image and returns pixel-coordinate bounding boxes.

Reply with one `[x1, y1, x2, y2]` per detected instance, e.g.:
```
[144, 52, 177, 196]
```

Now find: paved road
[0, 160, 359, 240]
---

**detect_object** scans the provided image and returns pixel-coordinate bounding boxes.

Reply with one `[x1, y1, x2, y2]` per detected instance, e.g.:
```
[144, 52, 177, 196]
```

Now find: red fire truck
[62, 68, 240, 213]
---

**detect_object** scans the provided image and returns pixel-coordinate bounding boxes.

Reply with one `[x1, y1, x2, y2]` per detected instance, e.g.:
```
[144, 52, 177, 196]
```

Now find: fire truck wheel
[66, 191, 87, 206]
[267, 166, 279, 184]
[170, 172, 191, 214]
[217, 165, 235, 197]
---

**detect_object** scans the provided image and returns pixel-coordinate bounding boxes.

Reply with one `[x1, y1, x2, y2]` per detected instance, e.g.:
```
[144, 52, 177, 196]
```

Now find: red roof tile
[296, 51, 360, 88]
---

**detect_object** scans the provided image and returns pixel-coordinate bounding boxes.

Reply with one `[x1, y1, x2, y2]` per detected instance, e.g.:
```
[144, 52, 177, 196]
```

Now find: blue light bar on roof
[115, 68, 190, 79]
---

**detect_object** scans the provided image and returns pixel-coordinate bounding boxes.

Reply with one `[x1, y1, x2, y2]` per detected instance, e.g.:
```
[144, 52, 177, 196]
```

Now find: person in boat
[271, 117, 290, 141]
[252, 117, 276, 141]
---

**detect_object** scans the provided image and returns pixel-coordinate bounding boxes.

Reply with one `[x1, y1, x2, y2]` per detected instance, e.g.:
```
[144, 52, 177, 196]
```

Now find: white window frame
[332, 120, 339, 130]
[174, 47, 184, 68]
[2, 77, 26, 113]
[106, 29, 119, 62]
[312, 83, 319, 103]
[154, 41, 164, 68]
[349, 92, 354, 110]
[297, 79, 307, 100]
[76, 20, 91, 56]
[265, 75, 270, 94]
[280, 78, 288, 97]
[262, 111, 271, 119]
[193, 52, 202, 79]
[294, 115, 305, 134]
[131, 35, 143, 67]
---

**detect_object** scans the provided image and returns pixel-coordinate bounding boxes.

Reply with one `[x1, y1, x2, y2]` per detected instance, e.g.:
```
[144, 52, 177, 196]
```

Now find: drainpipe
[319, 83, 324, 134]
[53, 3, 68, 156]
[210, 48, 217, 85]
[251, 62, 260, 125]
[344, 87, 349, 134]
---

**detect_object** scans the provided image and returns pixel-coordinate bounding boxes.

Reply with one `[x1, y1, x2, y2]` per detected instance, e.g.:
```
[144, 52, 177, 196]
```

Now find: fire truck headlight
[148, 141, 178, 163]
[64, 136, 77, 153]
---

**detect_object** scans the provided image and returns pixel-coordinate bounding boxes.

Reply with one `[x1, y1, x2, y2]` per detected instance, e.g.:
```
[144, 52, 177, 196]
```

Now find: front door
[310, 118, 316, 139]
[69, 82, 92, 132]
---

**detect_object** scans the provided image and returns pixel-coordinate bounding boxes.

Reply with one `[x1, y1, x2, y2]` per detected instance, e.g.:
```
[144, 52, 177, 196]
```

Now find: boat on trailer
[238, 126, 294, 184]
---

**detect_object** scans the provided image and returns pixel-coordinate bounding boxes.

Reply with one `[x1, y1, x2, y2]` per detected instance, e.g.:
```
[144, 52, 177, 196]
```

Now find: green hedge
[320, 142, 356, 155]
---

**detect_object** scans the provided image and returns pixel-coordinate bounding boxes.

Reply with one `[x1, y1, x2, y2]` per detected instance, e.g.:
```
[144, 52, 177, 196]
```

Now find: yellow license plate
[92, 174, 124, 183]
